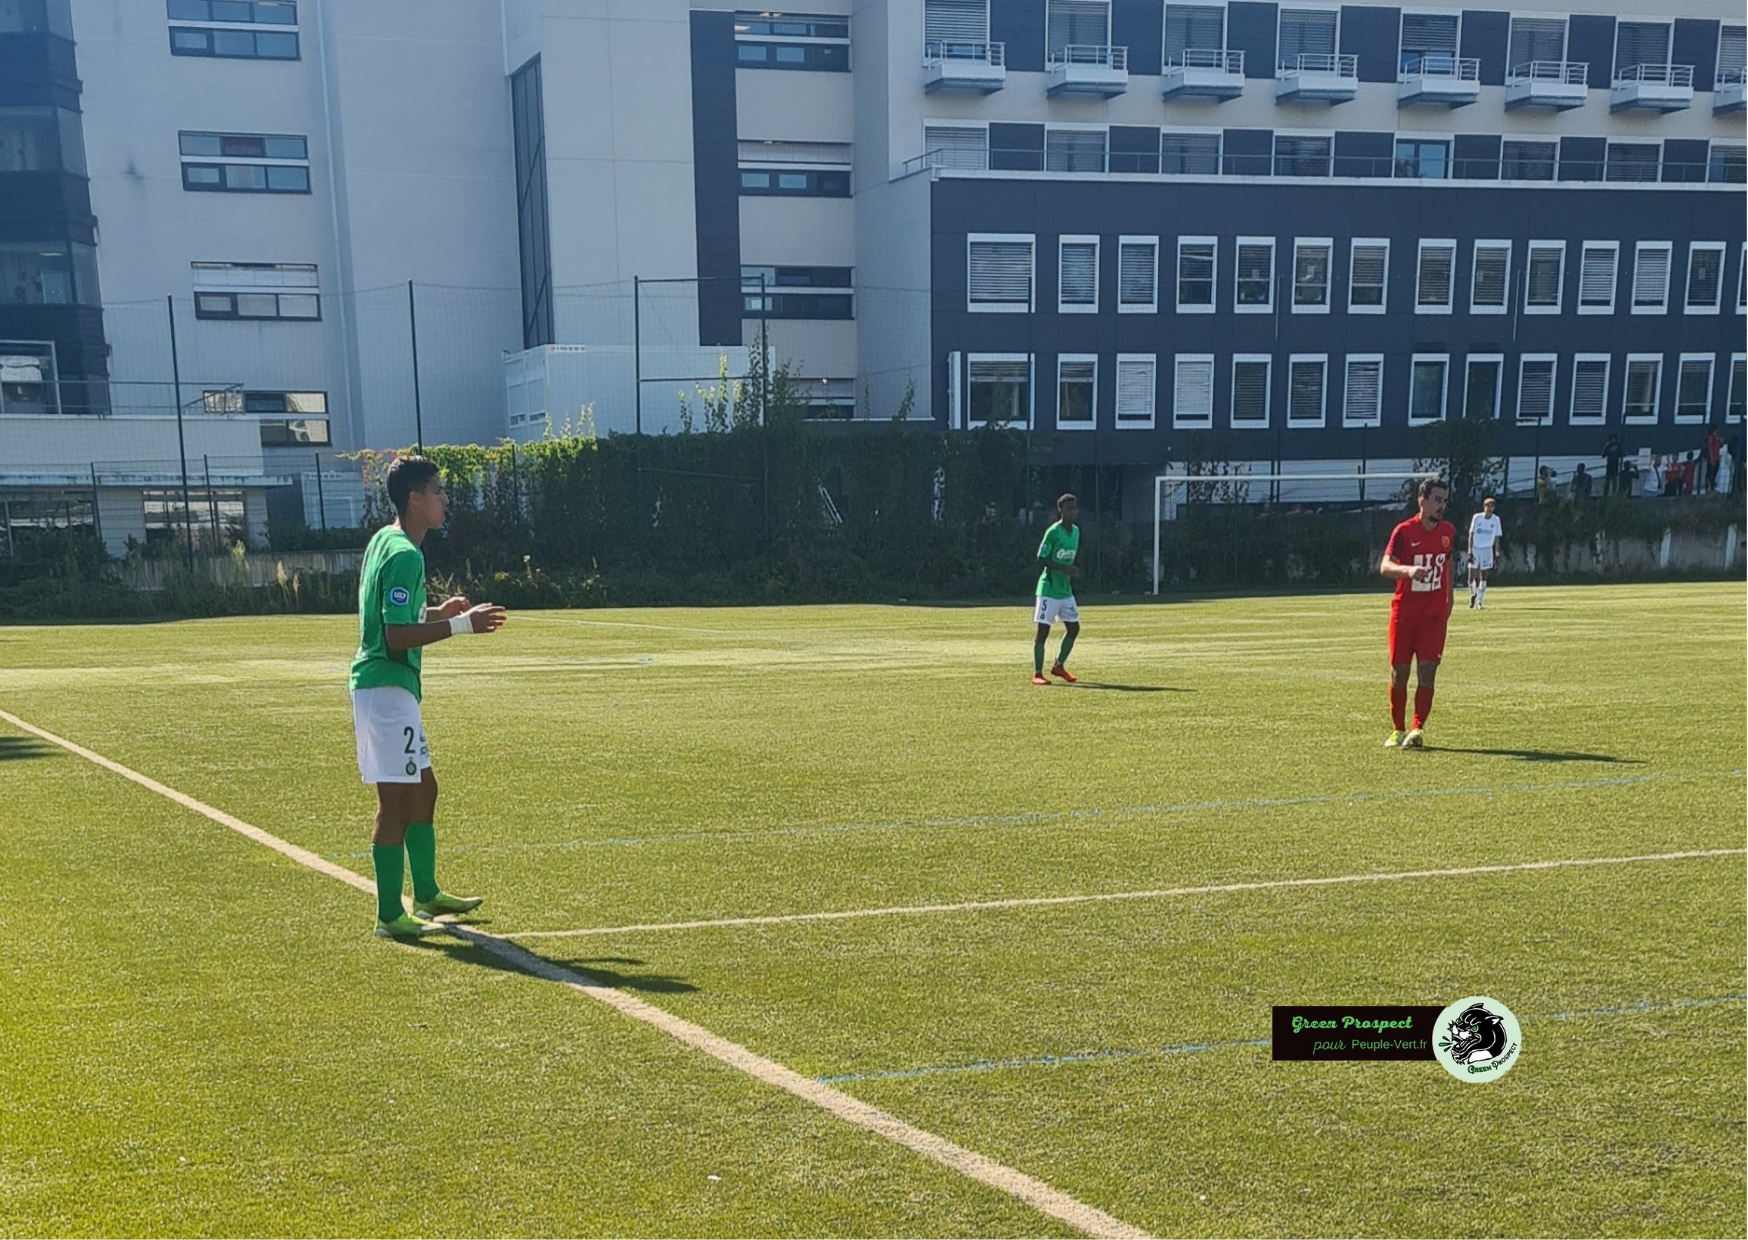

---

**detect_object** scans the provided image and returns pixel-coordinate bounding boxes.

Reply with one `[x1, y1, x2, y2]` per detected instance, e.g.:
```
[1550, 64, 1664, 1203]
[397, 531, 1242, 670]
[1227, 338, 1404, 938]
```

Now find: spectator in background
[1571, 462, 1593, 499]
[1622, 456, 1640, 497]
[1703, 427, 1723, 493]
[1687, 451, 1703, 495]
[1732, 433, 1746, 497]
[1717, 443, 1735, 498]
[1603, 434, 1624, 496]
[1537, 465, 1557, 503]
[1664, 455, 1685, 497]
[1643, 454, 1664, 497]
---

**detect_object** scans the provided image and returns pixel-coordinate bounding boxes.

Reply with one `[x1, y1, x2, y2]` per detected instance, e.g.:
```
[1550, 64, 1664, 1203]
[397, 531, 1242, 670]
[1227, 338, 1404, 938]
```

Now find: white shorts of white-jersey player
[1467, 498, 1503, 609]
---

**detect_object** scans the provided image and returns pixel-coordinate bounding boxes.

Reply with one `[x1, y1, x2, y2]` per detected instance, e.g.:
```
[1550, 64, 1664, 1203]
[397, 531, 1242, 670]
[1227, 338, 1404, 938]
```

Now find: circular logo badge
[405, 760, 417, 776]
[388, 586, 411, 607]
[1433, 996, 1521, 1083]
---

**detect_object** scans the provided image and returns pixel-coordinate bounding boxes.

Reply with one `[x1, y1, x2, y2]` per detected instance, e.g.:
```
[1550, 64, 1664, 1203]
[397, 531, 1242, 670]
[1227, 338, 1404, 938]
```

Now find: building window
[1464, 355, 1503, 419]
[738, 168, 851, 197]
[512, 56, 552, 349]
[1577, 242, 1618, 314]
[167, 0, 296, 22]
[736, 11, 848, 38]
[1045, 127, 1107, 172]
[191, 261, 318, 320]
[203, 388, 326, 415]
[1057, 355, 1097, 429]
[1741, 244, 1747, 312]
[1570, 355, 1609, 425]
[1235, 238, 1274, 312]
[1685, 243, 1725, 314]
[968, 235, 1034, 312]
[1274, 134, 1331, 177]
[1342, 355, 1382, 427]
[1349, 239, 1388, 313]
[0, 105, 85, 175]
[1408, 355, 1448, 424]
[1709, 142, 1747, 184]
[179, 131, 309, 193]
[1395, 138, 1449, 180]
[926, 0, 990, 45]
[1399, 11, 1459, 74]
[1117, 237, 1158, 313]
[1508, 15, 1566, 69]
[1501, 140, 1556, 181]
[1604, 141, 1661, 183]
[1721, 25, 1747, 89]
[1172, 355, 1215, 428]
[169, 26, 298, 58]
[258, 417, 330, 447]
[1058, 236, 1099, 312]
[966, 354, 1031, 425]
[1613, 20, 1670, 77]
[1292, 238, 1331, 312]
[1524, 242, 1564, 313]
[1728, 354, 1746, 422]
[1047, 0, 1113, 63]
[0, 240, 99, 306]
[1277, 7, 1337, 70]
[1287, 355, 1327, 427]
[1415, 240, 1455, 313]
[1471, 242, 1510, 314]
[1177, 237, 1216, 311]
[194, 289, 319, 320]
[741, 266, 854, 320]
[144, 488, 246, 548]
[1631, 242, 1671, 314]
[1164, 3, 1225, 63]
[923, 123, 988, 171]
[1115, 354, 1156, 427]
[1675, 355, 1714, 422]
[1232, 355, 1271, 428]
[1161, 131, 1221, 175]
[1622, 354, 1662, 423]
[1516, 356, 1556, 425]
[734, 10, 850, 71]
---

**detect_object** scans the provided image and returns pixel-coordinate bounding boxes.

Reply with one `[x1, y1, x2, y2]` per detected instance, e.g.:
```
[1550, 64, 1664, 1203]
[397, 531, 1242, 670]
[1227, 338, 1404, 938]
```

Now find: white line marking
[0, 707, 1149, 1240]
[506, 849, 1747, 940]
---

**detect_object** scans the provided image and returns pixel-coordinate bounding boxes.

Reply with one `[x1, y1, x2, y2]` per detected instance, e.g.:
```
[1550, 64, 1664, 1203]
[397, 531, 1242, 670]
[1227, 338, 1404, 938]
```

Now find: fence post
[408, 279, 424, 452]
[89, 462, 103, 548]
[203, 454, 219, 544]
[314, 451, 328, 531]
[167, 294, 195, 569]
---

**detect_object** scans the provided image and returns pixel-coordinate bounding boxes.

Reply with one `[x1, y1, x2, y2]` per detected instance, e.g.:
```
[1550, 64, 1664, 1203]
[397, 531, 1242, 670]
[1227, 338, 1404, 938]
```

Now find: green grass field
[1, 582, 1743, 1238]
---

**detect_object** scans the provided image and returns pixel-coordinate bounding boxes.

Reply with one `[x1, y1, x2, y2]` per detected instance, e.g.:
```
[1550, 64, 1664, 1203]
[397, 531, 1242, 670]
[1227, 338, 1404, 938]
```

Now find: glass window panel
[1293, 242, 1330, 306]
[1288, 359, 1325, 424]
[167, 0, 211, 18]
[1472, 245, 1509, 308]
[180, 132, 221, 157]
[219, 135, 266, 157]
[265, 165, 309, 190]
[211, 29, 255, 55]
[1350, 243, 1388, 308]
[1410, 359, 1447, 420]
[1161, 132, 1220, 175]
[1164, 4, 1225, 61]
[183, 164, 222, 185]
[170, 28, 211, 51]
[262, 135, 306, 159]
[1508, 16, 1564, 68]
[1236, 243, 1273, 305]
[285, 391, 327, 413]
[253, 0, 296, 23]
[254, 30, 297, 57]
[235, 293, 279, 317]
[195, 292, 234, 316]
[1501, 140, 1556, 180]
[1178, 242, 1215, 306]
[210, 0, 253, 19]
[224, 164, 268, 189]
[0, 244, 73, 305]
[1687, 247, 1722, 308]
[0, 107, 59, 172]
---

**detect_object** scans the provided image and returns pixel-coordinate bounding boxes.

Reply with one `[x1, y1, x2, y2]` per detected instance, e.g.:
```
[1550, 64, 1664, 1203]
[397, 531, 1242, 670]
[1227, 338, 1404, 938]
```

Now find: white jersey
[1469, 513, 1503, 553]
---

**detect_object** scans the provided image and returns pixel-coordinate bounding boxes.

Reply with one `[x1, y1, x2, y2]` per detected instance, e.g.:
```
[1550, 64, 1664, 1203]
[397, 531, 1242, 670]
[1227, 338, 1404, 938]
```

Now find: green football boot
[1402, 728, 1426, 749]
[375, 912, 442, 939]
[412, 891, 484, 920]
[1384, 730, 1405, 748]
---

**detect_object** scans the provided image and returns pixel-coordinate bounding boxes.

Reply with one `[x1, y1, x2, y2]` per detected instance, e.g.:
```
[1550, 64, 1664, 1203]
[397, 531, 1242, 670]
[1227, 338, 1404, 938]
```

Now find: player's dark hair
[386, 455, 440, 515]
[1418, 476, 1448, 500]
[1057, 493, 1077, 509]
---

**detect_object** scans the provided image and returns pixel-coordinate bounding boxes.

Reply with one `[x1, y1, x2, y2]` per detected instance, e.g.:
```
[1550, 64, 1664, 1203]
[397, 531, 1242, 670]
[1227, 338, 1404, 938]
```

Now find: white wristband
[449, 614, 471, 637]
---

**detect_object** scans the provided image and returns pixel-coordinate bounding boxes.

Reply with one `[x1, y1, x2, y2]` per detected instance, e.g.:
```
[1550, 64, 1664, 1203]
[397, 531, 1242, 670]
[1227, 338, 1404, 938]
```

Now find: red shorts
[1388, 603, 1448, 665]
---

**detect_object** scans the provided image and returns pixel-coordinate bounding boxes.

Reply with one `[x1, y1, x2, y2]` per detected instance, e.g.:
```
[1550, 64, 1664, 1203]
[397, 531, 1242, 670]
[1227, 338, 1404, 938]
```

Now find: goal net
[1151, 468, 1443, 595]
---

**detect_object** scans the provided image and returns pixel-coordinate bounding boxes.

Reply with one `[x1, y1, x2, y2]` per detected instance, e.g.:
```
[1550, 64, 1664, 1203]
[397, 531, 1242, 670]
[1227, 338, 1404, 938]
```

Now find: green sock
[371, 844, 405, 922]
[404, 822, 438, 904]
[1057, 633, 1076, 666]
[1033, 642, 1046, 675]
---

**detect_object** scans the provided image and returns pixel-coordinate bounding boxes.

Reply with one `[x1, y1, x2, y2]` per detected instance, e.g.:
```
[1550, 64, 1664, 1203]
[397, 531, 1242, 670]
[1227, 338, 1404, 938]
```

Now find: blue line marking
[813, 995, 1748, 1084]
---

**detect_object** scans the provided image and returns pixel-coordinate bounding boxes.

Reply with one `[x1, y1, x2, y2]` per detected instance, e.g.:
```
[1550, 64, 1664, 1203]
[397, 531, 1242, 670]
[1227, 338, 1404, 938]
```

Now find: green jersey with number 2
[1036, 521, 1079, 600]
[349, 524, 427, 700]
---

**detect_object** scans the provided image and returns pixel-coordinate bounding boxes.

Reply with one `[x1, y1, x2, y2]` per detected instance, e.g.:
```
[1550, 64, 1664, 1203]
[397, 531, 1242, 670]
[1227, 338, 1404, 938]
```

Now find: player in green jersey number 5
[1031, 493, 1081, 685]
[349, 456, 507, 939]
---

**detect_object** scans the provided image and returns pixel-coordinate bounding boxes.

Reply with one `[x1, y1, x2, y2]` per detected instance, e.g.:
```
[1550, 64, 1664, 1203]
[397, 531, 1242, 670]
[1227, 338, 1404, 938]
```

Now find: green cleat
[1384, 730, 1404, 748]
[1403, 728, 1426, 749]
[375, 912, 442, 939]
[412, 891, 484, 920]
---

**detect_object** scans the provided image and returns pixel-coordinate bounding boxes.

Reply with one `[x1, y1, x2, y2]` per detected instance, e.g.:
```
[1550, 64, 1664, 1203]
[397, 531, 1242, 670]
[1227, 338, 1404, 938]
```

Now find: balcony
[1274, 53, 1358, 102]
[1045, 44, 1128, 97]
[1715, 69, 1745, 113]
[923, 39, 1006, 93]
[1161, 48, 1245, 100]
[1505, 60, 1589, 110]
[1610, 63, 1695, 112]
[1398, 54, 1480, 106]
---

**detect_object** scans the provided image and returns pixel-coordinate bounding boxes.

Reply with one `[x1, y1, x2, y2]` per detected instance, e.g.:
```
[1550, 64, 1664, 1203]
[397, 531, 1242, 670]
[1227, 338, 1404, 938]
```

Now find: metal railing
[1047, 43, 1127, 70]
[1277, 52, 1358, 77]
[1400, 53, 1480, 80]
[1718, 68, 1746, 86]
[923, 38, 1005, 66]
[1166, 48, 1244, 73]
[1508, 60, 1589, 85]
[1613, 62, 1695, 87]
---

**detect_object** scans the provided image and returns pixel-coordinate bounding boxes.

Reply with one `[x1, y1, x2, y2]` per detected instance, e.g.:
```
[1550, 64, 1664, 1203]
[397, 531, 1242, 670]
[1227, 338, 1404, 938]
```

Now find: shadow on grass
[0, 736, 59, 762]
[410, 933, 700, 994]
[1430, 746, 1644, 764]
[1064, 682, 1190, 694]
[547, 957, 700, 994]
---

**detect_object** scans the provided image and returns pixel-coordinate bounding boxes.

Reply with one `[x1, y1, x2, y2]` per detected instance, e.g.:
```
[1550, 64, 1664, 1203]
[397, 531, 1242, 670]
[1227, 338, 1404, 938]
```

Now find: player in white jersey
[1466, 497, 1503, 609]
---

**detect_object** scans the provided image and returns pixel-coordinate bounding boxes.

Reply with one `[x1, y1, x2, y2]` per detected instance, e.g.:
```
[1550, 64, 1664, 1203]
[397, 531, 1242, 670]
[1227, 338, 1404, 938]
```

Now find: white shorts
[351, 686, 431, 785]
[1034, 595, 1079, 625]
[1470, 546, 1496, 571]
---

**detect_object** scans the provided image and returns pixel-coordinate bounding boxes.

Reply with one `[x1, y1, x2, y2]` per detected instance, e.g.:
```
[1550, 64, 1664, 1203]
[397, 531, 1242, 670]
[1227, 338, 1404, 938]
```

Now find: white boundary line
[0, 707, 1149, 1240]
[504, 849, 1748, 940]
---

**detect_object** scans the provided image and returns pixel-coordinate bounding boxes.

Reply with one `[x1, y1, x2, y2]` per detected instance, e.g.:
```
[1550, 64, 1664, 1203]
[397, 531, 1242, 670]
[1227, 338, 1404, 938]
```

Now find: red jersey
[1386, 517, 1457, 615]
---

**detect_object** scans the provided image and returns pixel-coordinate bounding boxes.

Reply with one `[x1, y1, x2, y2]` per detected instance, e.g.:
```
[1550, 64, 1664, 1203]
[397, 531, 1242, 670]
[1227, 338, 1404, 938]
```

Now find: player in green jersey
[1031, 493, 1081, 685]
[349, 456, 506, 939]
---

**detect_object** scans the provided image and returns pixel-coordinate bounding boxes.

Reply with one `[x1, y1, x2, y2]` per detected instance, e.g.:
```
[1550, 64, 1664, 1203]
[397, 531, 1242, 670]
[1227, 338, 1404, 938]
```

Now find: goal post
[1150, 469, 1443, 595]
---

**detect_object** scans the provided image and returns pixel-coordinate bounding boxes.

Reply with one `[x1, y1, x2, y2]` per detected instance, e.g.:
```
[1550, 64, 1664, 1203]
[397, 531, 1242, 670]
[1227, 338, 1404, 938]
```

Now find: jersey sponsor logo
[389, 586, 411, 606]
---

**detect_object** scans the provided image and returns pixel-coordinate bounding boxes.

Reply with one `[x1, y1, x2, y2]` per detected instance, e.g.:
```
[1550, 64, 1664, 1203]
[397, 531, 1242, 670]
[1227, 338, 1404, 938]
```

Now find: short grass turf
[0, 582, 1742, 1238]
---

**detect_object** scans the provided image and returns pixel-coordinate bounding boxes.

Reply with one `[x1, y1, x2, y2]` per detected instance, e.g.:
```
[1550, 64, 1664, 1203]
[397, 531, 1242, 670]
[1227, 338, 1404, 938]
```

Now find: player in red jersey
[1378, 477, 1455, 749]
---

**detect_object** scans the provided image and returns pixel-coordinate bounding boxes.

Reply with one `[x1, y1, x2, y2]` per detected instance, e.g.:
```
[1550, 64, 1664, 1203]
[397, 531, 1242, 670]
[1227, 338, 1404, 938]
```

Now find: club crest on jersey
[1441, 535, 1450, 548]
[389, 586, 411, 606]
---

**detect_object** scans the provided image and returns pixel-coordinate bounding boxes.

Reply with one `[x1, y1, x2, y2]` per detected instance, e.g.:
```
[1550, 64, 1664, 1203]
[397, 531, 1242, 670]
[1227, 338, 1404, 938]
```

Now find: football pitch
[1, 582, 1743, 1238]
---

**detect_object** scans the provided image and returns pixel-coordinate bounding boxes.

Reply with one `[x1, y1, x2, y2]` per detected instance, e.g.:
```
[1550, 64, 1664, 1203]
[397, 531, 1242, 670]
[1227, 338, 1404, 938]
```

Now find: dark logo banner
[1271, 1006, 1443, 1060]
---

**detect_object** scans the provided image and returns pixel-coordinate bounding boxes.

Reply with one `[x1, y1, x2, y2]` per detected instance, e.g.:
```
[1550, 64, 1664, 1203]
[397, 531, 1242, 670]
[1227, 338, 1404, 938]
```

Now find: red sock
[1413, 685, 1434, 729]
[1389, 685, 1407, 731]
